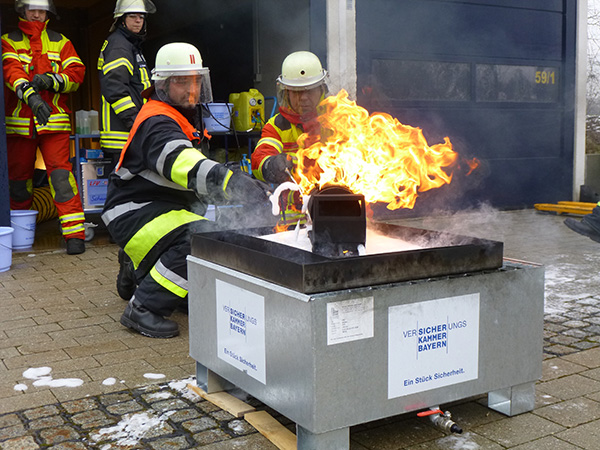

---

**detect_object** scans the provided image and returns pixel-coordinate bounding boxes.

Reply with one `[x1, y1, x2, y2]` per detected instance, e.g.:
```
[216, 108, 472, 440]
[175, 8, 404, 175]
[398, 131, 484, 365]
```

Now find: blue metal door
[356, 0, 575, 213]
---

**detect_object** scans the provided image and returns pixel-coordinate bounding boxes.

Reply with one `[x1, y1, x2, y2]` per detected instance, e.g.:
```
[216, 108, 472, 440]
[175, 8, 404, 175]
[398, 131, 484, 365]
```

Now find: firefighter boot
[120, 298, 180, 338]
[66, 238, 85, 255]
[564, 206, 600, 243]
[117, 249, 137, 300]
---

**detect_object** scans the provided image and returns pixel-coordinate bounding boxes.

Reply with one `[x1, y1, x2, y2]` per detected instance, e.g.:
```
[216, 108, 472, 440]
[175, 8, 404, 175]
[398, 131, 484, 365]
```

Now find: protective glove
[262, 153, 293, 184]
[16, 82, 52, 126]
[31, 72, 65, 93]
[225, 170, 271, 204]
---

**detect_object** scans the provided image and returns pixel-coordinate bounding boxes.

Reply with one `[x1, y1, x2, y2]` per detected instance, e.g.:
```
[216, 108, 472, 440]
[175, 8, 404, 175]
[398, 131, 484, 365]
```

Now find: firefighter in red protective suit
[98, 0, 156, 172]
[2, 0, 86, 254]
[102, 42, 270, 338]
[251, 51, 328, 229]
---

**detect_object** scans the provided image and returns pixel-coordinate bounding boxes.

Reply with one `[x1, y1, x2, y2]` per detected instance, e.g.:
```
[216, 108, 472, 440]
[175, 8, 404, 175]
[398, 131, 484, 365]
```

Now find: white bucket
[10, 210, 38, 250]
[204, 103, 233, 132]
[0, 227, 14, 272]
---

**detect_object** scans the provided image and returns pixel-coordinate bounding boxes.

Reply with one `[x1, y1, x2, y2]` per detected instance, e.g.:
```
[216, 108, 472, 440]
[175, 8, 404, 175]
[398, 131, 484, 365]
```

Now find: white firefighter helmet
[113, 0, 156, 18]
[150, 42, 213, 107]
[277, 51, 328, 90]
[15, 0, 56, 16]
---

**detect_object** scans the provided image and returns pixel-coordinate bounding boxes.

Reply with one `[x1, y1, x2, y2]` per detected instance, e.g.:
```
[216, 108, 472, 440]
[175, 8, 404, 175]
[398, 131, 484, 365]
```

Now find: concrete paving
[1, 208, 599, 449]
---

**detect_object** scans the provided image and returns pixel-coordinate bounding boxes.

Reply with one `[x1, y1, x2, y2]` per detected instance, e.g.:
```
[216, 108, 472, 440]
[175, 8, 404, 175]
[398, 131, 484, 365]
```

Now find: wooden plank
[245, 410, 297, 450]
[187, 384, 256, 418]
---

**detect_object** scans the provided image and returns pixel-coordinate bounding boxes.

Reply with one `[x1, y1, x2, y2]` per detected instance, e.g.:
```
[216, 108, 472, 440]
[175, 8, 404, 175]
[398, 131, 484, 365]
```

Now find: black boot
[117, 249, 137, 300]
[120, 298, 179, 338]
[66, 238, 85, 255]
[564, 218, 600, 243]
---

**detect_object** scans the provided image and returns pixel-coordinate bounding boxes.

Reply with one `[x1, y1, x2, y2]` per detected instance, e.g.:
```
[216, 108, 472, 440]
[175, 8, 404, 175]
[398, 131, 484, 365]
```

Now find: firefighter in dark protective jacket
[98, 0, 156, 172]
[2, 0, 87, 255]
[101, 42, 270, 338]
[251, 51, 328, 229]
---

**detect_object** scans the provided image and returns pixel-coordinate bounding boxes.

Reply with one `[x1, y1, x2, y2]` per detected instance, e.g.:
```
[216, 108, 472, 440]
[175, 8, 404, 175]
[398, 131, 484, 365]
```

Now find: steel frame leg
[488, 381, 536, 416]
[195, 361, 235, 393]
[296, 424, 349, 450]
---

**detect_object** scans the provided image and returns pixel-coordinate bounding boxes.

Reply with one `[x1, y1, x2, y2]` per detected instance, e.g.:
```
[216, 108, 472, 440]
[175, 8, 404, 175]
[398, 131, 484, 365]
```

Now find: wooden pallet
[534, 201, 596, 215]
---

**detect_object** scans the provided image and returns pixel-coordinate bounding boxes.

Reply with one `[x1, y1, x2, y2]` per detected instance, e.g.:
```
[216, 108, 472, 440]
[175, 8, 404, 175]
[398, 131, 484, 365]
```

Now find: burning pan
[190, 223, 503, 294]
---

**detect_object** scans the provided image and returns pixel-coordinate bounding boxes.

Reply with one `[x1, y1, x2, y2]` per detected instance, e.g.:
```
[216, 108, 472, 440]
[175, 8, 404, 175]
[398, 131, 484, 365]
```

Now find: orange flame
[296, 90, 469, 210]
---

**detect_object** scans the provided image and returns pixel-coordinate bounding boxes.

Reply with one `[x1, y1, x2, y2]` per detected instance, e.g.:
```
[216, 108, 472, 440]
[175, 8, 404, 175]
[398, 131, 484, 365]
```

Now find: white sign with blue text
[388, 293, 480, 398]
[216, 280, 266, 384]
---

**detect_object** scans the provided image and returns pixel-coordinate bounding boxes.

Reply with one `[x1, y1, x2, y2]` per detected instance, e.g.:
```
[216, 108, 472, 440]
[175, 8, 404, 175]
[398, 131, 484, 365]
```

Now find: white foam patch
[102, 378, 117, 386]
[90, 411, 173, 447]
[435, 432, 481, 450]
[143, 373, 165, 380]
[14, 384, 28, 391]
[23, 367, 52, 379]
[33, 377, 84, 388]
[147, 391, 172, 401]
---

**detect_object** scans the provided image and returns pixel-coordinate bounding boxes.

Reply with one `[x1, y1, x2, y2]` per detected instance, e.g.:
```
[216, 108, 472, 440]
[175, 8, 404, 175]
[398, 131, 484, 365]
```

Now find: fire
[296, 90, 475, 210]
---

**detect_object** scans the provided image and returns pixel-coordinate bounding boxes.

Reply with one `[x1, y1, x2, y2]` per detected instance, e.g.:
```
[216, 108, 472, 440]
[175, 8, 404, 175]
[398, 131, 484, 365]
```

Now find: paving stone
[563, 347, 600, 369]
[556, 419, 600, 448]
[106, 400, 144, 415]
[38, 426, 80, 445]
[0, 436, 40, 450]
[409, 431, 503, 450]
[227, 418, 256, 436]
[70, 410, 115, 429]
[98, 392, 135, 406]
[351, 417, 444, 450]
[537, 374, 600, 400]
[22, 405, 60, 420]
[191, 428, 232, 446]
[28, 415, 64, 430]
[198, 433, 278, 449]
[0, 424, 27, 442]
[166, 408, 200, 423]
[209, 410, 235, 421]
[46, 442, 88, 450]
[473, 413, 565, 447]
[60, 398, 98, 414]
[541, 358, 587, 382]
[148, 436, 189, 450]
[150, 399, 189, 413]
[181, 416, 218, 433]
[534, 397, 600, 427]
[509, 435, 584, 450]
[0, 413, 23, 428]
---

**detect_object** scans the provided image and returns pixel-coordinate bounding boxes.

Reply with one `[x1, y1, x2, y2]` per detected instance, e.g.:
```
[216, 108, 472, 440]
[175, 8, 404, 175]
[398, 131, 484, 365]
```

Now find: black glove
[262, 153, 293, 184]
[16, 82, 52, 126]
[225, 171, 271, 204]
[31, 72, 65, 93]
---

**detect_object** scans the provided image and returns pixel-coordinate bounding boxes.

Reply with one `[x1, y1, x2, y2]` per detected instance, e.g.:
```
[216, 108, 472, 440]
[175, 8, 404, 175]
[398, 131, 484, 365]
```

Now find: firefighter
[101, 42, 270, 338]
[251, 51, 328, 229]
[98, 0, 156, 172]
[2, 0, 86, 254]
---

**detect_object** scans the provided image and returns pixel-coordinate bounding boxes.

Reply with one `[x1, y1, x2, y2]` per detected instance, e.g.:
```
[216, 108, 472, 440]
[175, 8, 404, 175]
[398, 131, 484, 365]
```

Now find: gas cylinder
[229, 89, 265, 131]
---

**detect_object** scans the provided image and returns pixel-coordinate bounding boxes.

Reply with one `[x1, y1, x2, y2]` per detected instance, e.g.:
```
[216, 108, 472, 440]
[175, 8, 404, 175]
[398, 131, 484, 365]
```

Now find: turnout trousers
[7, 133, 85, 241]
[106, 203, 217, 317]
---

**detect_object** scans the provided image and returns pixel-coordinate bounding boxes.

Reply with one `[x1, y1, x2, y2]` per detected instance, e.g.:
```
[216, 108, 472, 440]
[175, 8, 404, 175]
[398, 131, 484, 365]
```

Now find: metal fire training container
[187, 225, 544, 450]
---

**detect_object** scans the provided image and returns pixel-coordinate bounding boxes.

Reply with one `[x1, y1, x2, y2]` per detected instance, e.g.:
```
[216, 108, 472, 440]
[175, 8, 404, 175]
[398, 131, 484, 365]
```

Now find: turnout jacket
[102, 99, 231, 246]
[97, 26, 150, 151]
[2, 18, 85, 137]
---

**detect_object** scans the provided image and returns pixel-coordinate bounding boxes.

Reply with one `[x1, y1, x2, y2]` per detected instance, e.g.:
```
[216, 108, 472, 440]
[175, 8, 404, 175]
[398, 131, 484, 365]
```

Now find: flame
[296, 90, 474, 210]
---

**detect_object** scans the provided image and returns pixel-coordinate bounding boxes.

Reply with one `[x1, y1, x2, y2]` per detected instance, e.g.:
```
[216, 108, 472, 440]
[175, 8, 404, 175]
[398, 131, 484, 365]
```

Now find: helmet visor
[155, 73, 213, 108]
